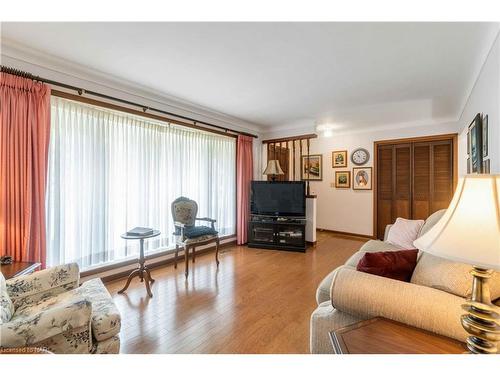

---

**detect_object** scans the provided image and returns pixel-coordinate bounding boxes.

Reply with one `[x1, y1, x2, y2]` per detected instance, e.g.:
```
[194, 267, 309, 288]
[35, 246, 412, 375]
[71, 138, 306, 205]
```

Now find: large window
[46, 97, 236, 270]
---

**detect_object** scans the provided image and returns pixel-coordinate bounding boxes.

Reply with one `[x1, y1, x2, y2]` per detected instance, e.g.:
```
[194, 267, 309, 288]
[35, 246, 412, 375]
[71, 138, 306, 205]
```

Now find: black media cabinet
[247, 215, 306, 252]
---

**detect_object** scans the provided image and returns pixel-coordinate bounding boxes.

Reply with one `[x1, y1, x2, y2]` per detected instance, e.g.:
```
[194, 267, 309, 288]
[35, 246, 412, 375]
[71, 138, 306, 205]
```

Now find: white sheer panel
[46, 97, 236, 270]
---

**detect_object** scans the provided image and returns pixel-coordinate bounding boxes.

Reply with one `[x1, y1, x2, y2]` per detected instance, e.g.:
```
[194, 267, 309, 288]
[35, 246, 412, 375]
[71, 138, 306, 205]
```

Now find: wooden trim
[317, 228, 374, 240]
[52, 90, 238, 139]
[373, 133, 458, 146]
[98, 239, 236, 283]
[372, 133, 458, 239]
[80, 234, 235, 278]
[262, 133, 317, 144]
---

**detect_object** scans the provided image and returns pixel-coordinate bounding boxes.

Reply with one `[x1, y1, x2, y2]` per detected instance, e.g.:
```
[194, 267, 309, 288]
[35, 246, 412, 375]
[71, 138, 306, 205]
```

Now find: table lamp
[414, 175, 500, 354]
[263, 160, 284, 181]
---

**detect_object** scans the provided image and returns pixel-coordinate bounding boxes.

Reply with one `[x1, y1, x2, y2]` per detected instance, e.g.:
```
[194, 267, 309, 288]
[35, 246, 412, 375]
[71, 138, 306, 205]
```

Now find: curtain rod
[0, 65, 258, 139]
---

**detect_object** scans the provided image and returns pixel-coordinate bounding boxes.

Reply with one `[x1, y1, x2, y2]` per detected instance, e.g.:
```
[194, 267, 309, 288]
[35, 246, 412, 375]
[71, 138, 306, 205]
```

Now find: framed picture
[301, 154, 323, 181]
[352, 167, 372, 190]
[332, 150, 347, 168]
[335, 171, 351, 188]
[482, 159, 490, 174]
[482, 114, 488, 158]
[467, 113, 483, 173]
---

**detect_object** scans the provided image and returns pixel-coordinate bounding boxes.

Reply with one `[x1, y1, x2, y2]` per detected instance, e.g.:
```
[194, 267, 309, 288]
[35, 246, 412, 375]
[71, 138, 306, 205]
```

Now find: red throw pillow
[356, 249, 418, 282]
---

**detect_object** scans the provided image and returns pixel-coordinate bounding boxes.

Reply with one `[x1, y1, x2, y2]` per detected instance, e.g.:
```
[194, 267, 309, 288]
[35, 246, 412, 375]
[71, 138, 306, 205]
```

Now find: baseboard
[316, 228, 374, 240]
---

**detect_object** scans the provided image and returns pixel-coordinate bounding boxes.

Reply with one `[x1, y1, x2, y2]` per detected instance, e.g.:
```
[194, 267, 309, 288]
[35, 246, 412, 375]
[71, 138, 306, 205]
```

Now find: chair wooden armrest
[196, 217, 217, 230]
[196, 217, 216, 223]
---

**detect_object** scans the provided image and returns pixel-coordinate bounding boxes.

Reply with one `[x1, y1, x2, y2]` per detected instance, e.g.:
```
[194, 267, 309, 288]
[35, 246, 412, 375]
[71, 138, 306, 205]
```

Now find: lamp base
[461, 267, 500, 354]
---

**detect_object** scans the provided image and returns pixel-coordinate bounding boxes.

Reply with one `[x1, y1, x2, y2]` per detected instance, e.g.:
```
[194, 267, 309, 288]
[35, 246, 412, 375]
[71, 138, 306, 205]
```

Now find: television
[250, 181, 306, 217]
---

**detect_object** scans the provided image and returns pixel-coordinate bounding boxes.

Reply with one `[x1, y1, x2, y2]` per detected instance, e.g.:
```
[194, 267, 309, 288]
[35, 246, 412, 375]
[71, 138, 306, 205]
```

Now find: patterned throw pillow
[0, 272, 14, 323]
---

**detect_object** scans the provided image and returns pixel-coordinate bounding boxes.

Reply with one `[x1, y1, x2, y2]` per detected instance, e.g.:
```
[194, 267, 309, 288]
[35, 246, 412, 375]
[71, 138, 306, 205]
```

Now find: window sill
[80, 234, 236, 281]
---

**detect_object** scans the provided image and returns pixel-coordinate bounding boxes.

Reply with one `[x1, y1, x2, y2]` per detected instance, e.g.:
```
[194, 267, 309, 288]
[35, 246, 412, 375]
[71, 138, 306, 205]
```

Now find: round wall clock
[351, 148, 370, 166]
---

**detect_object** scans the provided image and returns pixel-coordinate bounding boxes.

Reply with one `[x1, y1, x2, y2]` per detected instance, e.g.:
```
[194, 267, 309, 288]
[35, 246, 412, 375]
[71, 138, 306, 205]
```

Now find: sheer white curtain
[46, 97, 236, 270]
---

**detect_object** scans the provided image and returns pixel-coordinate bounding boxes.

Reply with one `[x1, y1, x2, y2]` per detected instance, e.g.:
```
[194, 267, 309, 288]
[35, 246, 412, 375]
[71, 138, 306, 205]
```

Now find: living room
[1, 1, 500, 373]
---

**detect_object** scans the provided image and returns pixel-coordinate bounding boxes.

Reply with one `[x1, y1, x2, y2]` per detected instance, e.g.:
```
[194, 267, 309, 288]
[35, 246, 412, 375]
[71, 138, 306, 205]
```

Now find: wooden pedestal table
[118, 230, 160, 298]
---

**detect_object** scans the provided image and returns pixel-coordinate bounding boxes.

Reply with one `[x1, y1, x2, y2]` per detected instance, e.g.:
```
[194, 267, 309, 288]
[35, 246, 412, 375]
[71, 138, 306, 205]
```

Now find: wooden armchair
[171, 197, 220, 277]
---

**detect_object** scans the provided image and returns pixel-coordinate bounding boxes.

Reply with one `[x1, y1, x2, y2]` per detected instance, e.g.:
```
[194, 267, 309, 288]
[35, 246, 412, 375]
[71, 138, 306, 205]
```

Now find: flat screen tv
[250, 181, 306, 217]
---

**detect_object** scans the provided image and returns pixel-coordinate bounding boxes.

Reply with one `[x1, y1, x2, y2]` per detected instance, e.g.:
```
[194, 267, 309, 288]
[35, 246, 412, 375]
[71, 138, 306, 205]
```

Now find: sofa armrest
[383, 224, 392, 241]
[330, 267, 468, 342]
[6, 263, 80, 307]
[0, 298, 92, 348]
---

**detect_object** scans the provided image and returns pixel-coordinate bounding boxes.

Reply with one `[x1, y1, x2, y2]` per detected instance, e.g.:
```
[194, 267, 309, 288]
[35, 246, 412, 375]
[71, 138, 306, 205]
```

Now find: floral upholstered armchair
[0, 263, 121, 354]
[172, 196, 220, 277]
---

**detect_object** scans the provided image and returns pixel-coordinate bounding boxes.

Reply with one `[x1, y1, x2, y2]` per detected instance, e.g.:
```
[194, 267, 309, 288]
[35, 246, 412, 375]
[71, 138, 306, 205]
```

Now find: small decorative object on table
[119, 228, 160, 297]
[335, 171, 351, 188]
[0, 255, 13, 265]
[414, 175, 500, 354]
[332, 150, 347, 168]
[352, 167, 372, 190]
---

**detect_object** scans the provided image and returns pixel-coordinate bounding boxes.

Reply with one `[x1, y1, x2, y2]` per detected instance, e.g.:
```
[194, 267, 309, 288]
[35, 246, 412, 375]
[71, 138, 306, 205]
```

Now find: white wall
[457, 31, 500, 176]
[261, 121, 458, 236]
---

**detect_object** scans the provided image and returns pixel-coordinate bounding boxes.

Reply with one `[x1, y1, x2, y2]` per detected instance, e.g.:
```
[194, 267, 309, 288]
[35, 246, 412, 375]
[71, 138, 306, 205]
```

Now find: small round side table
[118, 230, 160, 298]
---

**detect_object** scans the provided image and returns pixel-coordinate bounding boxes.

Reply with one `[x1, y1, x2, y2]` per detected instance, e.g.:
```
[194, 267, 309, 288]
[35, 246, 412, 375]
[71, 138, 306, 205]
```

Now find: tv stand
[247, 214, 306, 252]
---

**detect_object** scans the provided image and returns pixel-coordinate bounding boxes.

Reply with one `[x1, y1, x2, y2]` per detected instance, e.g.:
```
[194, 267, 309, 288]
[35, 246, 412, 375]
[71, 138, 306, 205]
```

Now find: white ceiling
[1, 22, 499, 133]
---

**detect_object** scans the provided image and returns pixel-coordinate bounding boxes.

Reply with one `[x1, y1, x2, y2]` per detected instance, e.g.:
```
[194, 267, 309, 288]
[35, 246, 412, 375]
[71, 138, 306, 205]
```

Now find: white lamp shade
[414, 175, 500, 270]
[263, 160, 284, 176]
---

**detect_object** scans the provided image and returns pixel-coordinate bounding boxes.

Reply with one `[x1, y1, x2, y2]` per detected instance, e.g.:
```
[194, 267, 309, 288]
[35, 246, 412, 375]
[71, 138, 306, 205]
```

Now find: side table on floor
[0, 261, 41, 279]
[330, 317, 466, 354]
[118, 230, 160, 298]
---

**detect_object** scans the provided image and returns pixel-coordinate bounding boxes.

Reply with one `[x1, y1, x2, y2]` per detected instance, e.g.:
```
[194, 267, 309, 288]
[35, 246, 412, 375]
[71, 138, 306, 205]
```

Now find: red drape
[0, 72, 51, 268]
[236, 135, 253, 245]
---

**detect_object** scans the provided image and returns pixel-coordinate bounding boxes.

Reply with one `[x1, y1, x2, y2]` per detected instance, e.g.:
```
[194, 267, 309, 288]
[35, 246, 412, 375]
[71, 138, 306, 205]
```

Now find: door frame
[372, 133, 458, 238]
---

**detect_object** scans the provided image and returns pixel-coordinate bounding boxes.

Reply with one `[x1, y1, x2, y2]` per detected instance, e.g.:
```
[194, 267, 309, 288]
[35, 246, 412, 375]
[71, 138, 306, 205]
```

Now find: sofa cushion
[78, 278, 121, 341]
[411, 252, 500, 300]
[0, 272, 14, 323]
[356, 249, 418, 282]
[418, 209, 446, 237]
[386, 218, 424, 249]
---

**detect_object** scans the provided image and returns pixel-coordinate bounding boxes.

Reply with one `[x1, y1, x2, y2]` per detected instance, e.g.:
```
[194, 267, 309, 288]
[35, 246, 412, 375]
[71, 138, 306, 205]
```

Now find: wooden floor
[105, 231, 367, 354]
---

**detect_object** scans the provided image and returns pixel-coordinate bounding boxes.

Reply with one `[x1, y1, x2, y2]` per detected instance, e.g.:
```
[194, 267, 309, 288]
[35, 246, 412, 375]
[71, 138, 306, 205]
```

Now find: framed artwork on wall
[352, 167, 372, 190]
[301, 154, 323, 181]
[467, 113, 483, 173]
[335, 171, 351, 188]
[332, 150, 347, 168]
[482, 114, 488, 158]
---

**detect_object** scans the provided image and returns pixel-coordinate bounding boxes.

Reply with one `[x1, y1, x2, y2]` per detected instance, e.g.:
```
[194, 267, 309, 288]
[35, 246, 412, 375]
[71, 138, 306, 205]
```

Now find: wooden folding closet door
[375, 135, 456, 239]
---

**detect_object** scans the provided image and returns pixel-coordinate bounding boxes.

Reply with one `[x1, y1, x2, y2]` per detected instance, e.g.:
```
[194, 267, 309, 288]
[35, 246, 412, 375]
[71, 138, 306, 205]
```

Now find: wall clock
[351, 148, 370, 166]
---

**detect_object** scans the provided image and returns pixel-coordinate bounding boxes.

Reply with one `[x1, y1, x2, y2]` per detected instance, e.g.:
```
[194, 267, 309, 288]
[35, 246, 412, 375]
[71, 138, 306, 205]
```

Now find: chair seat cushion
[179, 233, 218, 245]
[184, 226, 218, 238]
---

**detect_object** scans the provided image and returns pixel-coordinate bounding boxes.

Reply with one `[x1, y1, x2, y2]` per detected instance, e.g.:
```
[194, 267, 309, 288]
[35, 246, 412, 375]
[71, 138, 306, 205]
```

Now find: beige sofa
[310, 210, 500, 353]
